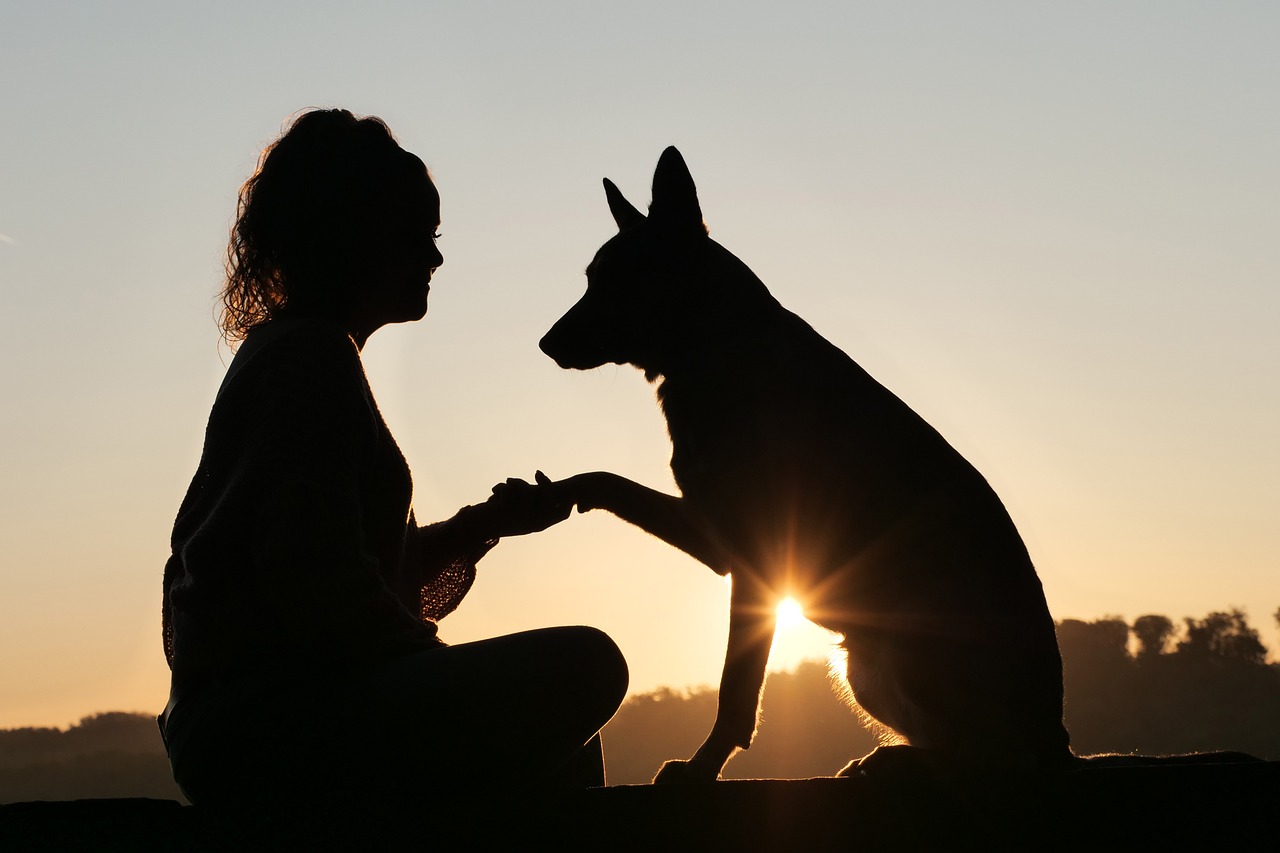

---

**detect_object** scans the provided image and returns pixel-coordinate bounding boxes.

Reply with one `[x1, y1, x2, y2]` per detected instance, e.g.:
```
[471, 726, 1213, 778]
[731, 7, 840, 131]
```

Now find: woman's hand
[482, 471, 573, 538]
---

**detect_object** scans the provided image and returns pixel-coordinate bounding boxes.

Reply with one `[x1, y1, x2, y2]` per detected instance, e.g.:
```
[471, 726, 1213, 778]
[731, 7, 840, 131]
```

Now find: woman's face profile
[350, 166, 443, 339]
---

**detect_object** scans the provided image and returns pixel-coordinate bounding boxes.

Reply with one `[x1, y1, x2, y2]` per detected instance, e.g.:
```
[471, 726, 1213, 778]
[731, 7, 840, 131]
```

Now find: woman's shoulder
[238, 318, 359, 370]
[245, 317, 357, 359]
[218, 318, 365, 401]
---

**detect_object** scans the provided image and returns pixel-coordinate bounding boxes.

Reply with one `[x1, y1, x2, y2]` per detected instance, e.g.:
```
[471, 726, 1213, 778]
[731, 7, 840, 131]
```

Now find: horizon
[2, 2, 1278, 729]
[5, 601, 1274, 732]
[9, 602, 1278, 733]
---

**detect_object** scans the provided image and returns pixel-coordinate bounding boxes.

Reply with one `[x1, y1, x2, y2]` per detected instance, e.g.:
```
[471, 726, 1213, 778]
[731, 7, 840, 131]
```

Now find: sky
[1, 1, 1277, 729]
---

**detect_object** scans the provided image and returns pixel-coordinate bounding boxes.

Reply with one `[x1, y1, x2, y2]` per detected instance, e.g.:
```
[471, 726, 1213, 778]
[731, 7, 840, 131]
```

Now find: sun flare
[776, 596, 805, 630]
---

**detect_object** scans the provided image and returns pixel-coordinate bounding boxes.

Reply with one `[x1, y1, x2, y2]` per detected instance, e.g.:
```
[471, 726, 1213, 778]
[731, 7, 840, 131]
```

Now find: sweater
[162, 319, 491, 690]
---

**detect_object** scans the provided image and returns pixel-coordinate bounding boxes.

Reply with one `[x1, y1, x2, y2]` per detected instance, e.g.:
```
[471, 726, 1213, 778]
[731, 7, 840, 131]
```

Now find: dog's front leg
[654, 571, 776, 783]
[557, 471, 725, 569]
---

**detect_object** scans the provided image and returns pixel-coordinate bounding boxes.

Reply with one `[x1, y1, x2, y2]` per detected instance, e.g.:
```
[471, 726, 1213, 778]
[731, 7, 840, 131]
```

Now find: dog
[540, 147, 1072, 782]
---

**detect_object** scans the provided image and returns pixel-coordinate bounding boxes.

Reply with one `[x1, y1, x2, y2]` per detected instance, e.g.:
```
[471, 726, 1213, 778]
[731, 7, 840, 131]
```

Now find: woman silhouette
[159, 109, 627, 806]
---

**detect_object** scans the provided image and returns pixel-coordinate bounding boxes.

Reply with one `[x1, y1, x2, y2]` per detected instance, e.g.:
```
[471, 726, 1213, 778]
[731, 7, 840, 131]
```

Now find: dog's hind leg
[839, 626, 1071, 776]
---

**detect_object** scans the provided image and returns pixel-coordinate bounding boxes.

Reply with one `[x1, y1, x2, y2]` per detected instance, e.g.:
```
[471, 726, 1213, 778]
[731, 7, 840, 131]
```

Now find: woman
[160, 109, 627, 806]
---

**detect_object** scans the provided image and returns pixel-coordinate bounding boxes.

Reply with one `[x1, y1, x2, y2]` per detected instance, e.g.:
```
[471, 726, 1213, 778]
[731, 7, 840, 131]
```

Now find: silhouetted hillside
[4, 609, 1278, 802]
[0, 713, 185, 804]
[603, 660, 878, 784]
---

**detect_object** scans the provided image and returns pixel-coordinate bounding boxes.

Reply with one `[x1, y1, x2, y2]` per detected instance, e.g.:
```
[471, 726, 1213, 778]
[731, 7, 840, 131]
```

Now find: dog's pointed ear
[604, 178, 646, 231]
[649, 146, 707, 235]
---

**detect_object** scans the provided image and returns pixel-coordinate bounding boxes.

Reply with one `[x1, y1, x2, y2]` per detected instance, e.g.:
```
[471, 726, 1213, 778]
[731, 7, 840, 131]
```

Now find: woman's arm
[404, 472, 572, 619]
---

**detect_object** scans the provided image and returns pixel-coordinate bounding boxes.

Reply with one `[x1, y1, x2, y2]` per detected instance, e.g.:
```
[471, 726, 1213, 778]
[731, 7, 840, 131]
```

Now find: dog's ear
[604, 178, 646, 231]
[649, 147, 707, 235]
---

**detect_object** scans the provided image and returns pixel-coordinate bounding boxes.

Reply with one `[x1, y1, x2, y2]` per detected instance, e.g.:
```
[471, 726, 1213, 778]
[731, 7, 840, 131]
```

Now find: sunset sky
[2, 2, 1277, 729]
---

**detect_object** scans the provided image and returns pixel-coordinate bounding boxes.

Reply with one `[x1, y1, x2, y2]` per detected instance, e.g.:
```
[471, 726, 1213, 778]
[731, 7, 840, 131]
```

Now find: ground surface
[3, 762, 1277, 851]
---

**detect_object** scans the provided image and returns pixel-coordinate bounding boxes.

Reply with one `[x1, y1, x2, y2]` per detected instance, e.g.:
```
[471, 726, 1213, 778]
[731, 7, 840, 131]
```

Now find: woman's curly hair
[220, 109, 424, 344]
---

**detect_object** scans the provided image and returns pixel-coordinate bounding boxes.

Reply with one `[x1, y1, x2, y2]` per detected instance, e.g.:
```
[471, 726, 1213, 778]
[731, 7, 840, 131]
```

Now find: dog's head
[540, 147, 771, 381]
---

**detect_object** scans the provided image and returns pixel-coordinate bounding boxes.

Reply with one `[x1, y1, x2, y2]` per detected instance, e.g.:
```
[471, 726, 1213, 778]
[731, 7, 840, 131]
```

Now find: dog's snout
[540, 308, 605, 371]
[539, 326, 561, 362]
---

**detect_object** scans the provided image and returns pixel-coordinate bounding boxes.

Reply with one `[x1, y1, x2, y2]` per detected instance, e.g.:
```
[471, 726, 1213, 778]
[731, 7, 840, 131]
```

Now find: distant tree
[1056, 609, 1280, 759]
[1056, 617, 1137, 753]
[1132, 614, 1176, 659]
[1178, 610, 1267, 665]
[1057, 617, 1130, 666]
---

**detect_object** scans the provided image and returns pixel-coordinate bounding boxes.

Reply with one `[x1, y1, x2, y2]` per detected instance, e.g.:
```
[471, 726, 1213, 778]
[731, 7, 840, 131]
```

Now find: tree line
[2, 608, 1277, 800]
[1054, 608, 1280, 759]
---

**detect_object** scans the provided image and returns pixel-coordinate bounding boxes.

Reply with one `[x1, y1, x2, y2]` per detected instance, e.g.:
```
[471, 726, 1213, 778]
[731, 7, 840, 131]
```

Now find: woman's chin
[404, 300, 429, 324]
[400, 286, 430, 323]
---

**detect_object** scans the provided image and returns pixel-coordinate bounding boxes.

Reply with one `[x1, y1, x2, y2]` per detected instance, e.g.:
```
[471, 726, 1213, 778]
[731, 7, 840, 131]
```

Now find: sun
[776, 596, 805, 630]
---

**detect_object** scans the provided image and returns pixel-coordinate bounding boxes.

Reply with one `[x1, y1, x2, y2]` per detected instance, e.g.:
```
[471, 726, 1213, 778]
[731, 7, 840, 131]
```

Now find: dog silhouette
[541, 147, 1072, 782]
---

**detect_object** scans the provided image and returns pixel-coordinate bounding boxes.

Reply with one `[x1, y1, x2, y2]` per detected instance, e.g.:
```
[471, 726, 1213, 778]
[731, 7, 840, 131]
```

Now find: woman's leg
[167, 626, 627, 804]
[347, 626, 629, 786]
[552, 733, 605, 787]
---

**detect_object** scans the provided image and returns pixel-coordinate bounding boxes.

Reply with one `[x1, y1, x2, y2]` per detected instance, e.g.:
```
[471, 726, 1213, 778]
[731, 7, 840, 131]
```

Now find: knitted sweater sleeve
[403, 510, 496, 623]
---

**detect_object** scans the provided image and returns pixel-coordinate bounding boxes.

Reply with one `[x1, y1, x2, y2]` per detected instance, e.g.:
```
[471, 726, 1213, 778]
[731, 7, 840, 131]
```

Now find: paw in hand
[484, 470, 572, 538]
[652, 758, 719, 784]
[556, 471, 615, 514]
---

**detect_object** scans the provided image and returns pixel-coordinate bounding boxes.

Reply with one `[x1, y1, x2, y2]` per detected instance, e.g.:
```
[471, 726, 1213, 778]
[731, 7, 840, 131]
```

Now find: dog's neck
[652, 297, 801, 379]
[651, 322, 793, 413]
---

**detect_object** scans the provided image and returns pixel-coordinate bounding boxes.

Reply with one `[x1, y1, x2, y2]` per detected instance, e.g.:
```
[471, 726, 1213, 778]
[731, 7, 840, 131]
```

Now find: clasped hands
[480, 471, 610, 539]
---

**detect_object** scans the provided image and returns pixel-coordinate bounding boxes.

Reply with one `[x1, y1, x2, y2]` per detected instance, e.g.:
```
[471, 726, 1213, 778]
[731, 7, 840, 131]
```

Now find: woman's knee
[575, 626, 629, 710]
[528, 625, 629, 720]
[387, 625, 629, 728]
[512, 625, 627, 722]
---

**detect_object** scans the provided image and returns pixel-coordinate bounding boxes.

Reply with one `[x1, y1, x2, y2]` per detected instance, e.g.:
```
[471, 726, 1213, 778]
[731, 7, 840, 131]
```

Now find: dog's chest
[659, 381, 766, 505]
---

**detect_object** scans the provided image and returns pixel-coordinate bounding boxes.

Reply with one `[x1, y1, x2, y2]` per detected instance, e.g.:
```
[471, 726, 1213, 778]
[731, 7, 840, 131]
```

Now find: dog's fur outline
[541, 148, 1072, 782]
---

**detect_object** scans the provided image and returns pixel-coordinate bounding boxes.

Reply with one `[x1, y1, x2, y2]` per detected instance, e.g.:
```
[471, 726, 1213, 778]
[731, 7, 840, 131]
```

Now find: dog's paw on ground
[652, 759, 719, 784]
[839, 744, 942, 780]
